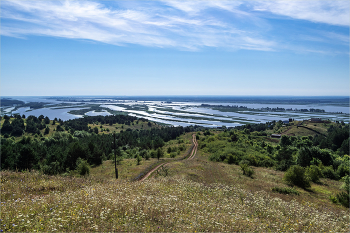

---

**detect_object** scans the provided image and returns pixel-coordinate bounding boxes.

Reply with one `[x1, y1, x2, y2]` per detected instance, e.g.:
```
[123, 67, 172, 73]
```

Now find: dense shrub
[336, 192, 349, 208]
[227, 155, 236, 164]
[275, 146, 296, 171]
[337, 156, 350, 177]
[40, 161, 61, 175]
[340, 175, 349, 194]
[136, 155, 142, 165]
[284, 165, 310, 189]
[144, 151, 151, 160]
[332, 175, 349, 207]
[73, 130, 91, 138]
[76, 158, 90, 176]
[300, 147, 334, 167]
[322, 166, 339, 180]
[272, 186, 300, 195]
[239, 160, 254, 178]
[329, 195, 338, 204]
[306, 165, 323, 183]
[209, 153, 220, 162]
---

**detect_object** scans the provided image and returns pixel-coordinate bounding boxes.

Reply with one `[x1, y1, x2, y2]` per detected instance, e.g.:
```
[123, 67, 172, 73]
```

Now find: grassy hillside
[267, 120, 332, 137]
[2, 132, 349, 232]
[1, 119, 349, 232]
[1, 163, 349, 232]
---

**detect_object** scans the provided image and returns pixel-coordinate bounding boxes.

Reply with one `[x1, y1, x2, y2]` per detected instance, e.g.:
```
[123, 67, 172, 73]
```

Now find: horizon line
[1, 95, 349, 98]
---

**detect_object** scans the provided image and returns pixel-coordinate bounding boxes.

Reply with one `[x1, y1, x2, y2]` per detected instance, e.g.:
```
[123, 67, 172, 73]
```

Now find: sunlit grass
[1, 131, 348, 232]
[1, 170, 349, 232]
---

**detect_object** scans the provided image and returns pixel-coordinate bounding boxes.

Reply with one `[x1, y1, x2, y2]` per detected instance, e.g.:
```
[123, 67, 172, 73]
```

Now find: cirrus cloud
[1, 0, 348, 53]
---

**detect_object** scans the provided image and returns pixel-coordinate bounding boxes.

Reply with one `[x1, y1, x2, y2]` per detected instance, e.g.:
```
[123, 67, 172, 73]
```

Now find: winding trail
[188, 134, 198, 160]
[139, 162, 170, 181]
[139, 133, 198, 181]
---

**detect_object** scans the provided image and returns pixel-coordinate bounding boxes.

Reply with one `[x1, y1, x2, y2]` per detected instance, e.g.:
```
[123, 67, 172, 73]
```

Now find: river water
[1, 96, 349, 127]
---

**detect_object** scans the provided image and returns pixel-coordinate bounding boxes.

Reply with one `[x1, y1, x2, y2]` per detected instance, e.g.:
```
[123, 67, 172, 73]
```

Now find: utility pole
[113, 132, 118, 179]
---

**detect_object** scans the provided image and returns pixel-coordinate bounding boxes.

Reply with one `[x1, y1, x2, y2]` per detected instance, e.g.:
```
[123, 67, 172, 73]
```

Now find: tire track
[139, 133, 198, 181]
[188, 134, 198, 160]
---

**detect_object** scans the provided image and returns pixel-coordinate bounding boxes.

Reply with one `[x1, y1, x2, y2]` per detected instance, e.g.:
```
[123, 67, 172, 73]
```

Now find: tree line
[1, 114, 196, 174]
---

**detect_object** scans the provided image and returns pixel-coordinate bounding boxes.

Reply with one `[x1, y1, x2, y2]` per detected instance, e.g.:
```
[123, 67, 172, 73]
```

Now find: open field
[1, 163, 349, 232]
[265, 120, 335, 137]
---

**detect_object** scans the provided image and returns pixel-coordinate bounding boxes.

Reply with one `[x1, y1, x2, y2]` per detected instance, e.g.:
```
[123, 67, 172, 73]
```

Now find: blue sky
[1, 0, 349, 96]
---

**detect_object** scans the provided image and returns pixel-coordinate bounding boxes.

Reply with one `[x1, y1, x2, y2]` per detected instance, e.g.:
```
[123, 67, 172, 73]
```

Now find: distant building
[282, 120, 289, 124]
[271, 134, 281, 138]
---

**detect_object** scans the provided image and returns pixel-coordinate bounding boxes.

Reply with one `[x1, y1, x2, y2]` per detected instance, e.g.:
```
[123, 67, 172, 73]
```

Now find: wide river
[1, 96, 349, 127]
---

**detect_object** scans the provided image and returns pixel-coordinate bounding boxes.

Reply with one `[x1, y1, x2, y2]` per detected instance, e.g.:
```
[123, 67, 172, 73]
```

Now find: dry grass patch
[1, 171, 349, 232]
[283, 126, 318, 137]
[302, 122, 328, 134]
[90, 158, 164, 181]
[164, 150, 348, 213]
[1, 170, 92, 201]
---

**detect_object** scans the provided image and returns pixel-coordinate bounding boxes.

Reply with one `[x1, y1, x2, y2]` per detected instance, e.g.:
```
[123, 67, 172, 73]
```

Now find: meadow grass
[280, 126, 319, 137]
[273, 120, 333, 137]
[1, 170, 349, 232]
[1, 131, 349, 232]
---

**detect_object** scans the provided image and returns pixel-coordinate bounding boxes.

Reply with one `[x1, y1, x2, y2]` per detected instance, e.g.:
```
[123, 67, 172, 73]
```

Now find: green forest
[1, 114, 202, 174]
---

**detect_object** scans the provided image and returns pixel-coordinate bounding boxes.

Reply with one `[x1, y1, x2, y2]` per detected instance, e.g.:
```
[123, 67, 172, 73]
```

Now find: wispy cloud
[1, 0, 348, 52]
[252, 0, 349, 26]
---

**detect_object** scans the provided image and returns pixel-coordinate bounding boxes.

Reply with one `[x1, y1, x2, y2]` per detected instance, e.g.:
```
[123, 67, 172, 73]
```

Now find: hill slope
[1, 168, 349, 232]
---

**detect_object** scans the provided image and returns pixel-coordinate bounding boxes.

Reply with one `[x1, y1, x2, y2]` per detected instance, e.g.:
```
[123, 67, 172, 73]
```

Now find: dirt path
[139, 162, 170, 181]
[188, 134, 198, 160]
[139, 134, 198, 181]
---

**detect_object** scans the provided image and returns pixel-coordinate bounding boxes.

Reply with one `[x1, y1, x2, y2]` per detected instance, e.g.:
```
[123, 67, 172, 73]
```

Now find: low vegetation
[1, 170, 349, 232]
[272, 186, 300, 195]
[1, 114, 349, 231]
[239, 160, 254, 178]
[283, 165, 311, 189]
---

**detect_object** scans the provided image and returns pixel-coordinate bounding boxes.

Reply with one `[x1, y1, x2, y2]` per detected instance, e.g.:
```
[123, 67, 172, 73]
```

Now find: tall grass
[1, 170, 349, 232]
